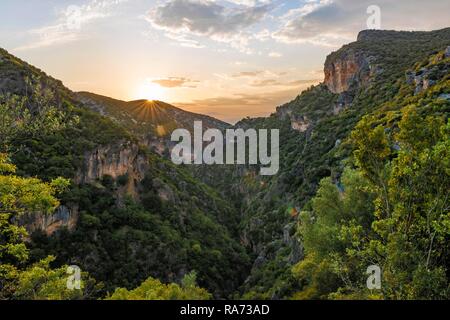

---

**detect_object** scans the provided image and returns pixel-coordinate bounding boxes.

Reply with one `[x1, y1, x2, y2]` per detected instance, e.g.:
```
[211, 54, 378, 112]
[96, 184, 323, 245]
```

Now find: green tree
[375, 108, 449, 299]
[293, 106, 449, 300]
[292, 168, 377, 299]
[107, 271, 211, 300]
[0, 78, 72, 154]
[0, 153, 100, 300]
[9, 256, 100, 300]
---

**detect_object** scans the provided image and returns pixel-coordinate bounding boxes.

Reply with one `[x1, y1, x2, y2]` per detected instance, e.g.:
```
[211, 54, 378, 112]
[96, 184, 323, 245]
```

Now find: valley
[1, 28, 449, 300]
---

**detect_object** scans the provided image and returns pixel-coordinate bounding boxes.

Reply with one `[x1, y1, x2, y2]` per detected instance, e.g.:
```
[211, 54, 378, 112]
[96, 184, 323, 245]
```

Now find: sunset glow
[1, 0, 449, 123]
[135, 82, 166, 102]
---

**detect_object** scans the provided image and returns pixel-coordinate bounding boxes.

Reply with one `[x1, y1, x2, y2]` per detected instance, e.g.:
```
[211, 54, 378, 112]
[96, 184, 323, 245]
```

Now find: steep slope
[235, 28, 450, 298]
[290, 43, 450, 300]
[78, 92, 229, 133]
[1, 27, 449, 300]
[0, 47, 251, 298]
[77, 92, 229, 155]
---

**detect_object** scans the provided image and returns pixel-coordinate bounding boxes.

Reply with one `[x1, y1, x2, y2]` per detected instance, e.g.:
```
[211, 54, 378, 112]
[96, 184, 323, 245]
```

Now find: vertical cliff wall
[324, 49, 375, 94]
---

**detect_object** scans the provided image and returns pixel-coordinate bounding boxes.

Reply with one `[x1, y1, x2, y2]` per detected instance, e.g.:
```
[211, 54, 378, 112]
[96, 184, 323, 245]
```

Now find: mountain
[77, 92, 229, 154]
[233, 28, 450, 298]
[0, 47, 250, 298]
[1, 27, 449, 300]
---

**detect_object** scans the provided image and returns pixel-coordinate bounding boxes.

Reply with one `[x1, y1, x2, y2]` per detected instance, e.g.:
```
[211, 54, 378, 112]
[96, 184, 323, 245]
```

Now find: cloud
[231, 69, 288, 78]
[249, 78, 320, 87]
[273, 0, 450, 46]
[175, 83, 316, 123]
[273, 0, 354, 46]
[16, 25, 83, 51]
[15, 0, 127, 50]
[163, 32, 206, 48]
[152, 77, 199, 88]
[146, 0, 272, 52]
[232, 70, 265, 77]
[225, 0, 272, 5]
[268, 51, 282, 58]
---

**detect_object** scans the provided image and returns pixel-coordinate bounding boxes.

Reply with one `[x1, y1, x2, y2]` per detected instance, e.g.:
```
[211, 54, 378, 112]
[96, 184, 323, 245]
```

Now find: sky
[0, 0, 449, 123]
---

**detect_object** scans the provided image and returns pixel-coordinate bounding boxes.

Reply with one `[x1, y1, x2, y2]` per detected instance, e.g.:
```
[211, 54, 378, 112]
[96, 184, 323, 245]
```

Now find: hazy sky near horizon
[1, 0, 449, 123]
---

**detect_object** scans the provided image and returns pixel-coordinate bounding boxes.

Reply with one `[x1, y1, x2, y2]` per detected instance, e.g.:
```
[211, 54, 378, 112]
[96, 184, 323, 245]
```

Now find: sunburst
[136, 82, 166, 101]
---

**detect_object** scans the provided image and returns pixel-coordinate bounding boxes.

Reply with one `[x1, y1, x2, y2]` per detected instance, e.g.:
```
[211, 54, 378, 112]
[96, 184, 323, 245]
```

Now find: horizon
[1, 0, 449, 123]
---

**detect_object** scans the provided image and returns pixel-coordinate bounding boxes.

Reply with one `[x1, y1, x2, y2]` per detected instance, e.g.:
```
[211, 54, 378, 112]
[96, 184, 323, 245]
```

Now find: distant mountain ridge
[77, 91, 230, 135]
[0, 46, 251, 298]
[1, 26, 449, 300]
[76, 91, 230, 156]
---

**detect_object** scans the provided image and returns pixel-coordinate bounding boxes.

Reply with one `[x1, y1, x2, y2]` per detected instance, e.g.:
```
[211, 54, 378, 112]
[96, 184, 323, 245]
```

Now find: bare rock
[291, 115, 311, 132]
[324, 50, 376, 94]
[18, 205, 79, 236]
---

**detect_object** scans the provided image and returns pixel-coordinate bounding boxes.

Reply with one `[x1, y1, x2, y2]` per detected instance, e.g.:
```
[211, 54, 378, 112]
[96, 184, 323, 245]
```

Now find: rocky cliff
[17, 142, 149, 236]
[76, 141, 149, 200]
[324, 48, 376, 94]
[325, 28, 450, 94]
[19, 205, 78, 236]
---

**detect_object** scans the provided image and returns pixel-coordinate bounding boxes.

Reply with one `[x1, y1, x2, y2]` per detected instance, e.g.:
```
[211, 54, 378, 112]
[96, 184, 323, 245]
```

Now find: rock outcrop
[76, 142, 145, 183]
[406, 47, 450, 95]
[324, 49, 376, 94]
[18, 142, 149, 236]
[19, 205, 78, 236]
[290, 115, 311, 132]
[275, 106, 312, 133]
[76, 141, 149, 199]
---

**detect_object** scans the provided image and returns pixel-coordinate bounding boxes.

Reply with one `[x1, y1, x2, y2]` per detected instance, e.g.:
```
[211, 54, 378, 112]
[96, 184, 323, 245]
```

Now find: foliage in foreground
[292, 106, 450, 300]
[107, 272, 211, 300]
[0, 154, 211, 300]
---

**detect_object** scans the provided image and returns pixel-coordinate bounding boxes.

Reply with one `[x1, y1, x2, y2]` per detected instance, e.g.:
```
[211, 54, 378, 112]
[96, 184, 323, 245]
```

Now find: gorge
[1, 27, 449, 300]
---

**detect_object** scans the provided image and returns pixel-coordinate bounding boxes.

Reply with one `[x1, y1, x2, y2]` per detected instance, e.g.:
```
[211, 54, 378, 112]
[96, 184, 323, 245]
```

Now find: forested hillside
[0, 48, 249, 299]
[234, 28, 450, 299]
[1, 28, 449, 300]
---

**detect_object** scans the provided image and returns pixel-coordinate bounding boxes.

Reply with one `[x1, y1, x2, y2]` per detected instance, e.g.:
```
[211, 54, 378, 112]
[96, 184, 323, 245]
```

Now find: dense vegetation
[29, 154, 250, 297]
[1, 28, 449, 300]
[0, 48, 248, 299]
[293, 105, 449, 299]
[235, 29, 450, 299]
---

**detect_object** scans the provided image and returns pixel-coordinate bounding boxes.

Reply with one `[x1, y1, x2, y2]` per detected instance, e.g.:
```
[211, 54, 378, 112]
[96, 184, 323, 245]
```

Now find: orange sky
[1, 0, 449, 123]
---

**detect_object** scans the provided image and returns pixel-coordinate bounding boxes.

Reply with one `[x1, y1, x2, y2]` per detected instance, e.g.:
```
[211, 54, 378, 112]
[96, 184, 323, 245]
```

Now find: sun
[136, 82, 166, 101]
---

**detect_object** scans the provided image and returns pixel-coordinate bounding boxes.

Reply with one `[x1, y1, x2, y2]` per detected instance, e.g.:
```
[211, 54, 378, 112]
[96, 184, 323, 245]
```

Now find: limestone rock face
[19, 205, 78, 236]
[324, 50, 375, 94]
[291, 115, 311, 132]
[76, 141, 147, 184]
[18, 142, 149, 235]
